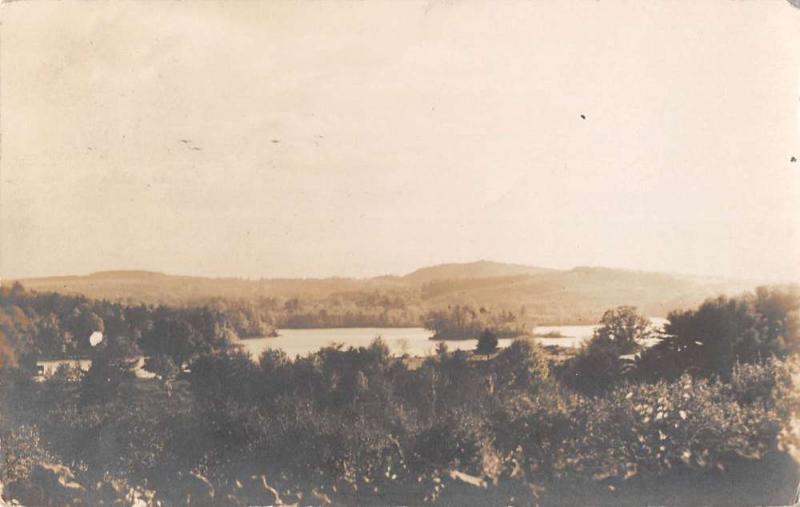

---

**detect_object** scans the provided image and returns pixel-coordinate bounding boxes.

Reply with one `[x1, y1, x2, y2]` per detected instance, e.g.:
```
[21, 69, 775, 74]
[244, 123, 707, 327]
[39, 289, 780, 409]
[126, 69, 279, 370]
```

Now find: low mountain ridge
[7, 261, 764, 324]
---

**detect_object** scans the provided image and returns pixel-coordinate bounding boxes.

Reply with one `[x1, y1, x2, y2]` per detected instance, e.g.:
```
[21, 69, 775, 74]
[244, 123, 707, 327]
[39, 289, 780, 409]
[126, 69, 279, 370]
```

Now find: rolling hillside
[415, 266, 759, 323]
[7, 261, 764, 324]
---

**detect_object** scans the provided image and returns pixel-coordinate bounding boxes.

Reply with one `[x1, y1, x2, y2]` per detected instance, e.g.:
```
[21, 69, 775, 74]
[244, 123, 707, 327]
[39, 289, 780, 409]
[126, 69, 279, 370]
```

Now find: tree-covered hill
[9, 261, 763, 326]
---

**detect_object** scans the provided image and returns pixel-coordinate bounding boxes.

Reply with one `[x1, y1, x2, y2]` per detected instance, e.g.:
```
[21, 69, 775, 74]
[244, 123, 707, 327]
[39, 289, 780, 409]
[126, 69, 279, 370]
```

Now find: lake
[237, 319, 668, 359]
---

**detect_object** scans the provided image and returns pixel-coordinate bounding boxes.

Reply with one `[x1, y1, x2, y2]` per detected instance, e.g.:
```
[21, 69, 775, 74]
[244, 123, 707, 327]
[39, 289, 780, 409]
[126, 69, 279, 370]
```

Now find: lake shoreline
[234, 325, 608, 359]
[427, 333, 526, 342]
[240, 324, 594, 342]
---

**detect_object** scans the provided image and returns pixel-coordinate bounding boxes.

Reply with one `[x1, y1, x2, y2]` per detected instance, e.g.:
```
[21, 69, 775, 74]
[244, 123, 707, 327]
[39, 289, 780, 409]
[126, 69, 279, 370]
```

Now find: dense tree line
[198, 291, 427, 331]
[0, 285, 530, 372]
[0, 285, 797, 505]
[0, 284, 253, 368]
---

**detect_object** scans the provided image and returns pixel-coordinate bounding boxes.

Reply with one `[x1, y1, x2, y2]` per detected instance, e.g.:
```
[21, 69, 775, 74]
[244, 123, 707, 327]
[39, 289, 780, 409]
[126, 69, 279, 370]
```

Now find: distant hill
[8, 261, 765, 325]
[403, 260, 555, 283]
[415, 266, 759, 324]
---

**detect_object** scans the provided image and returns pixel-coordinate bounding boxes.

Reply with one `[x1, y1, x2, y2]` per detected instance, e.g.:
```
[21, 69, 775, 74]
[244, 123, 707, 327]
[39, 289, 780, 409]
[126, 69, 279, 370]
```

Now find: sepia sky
[1, 0, 799, 281]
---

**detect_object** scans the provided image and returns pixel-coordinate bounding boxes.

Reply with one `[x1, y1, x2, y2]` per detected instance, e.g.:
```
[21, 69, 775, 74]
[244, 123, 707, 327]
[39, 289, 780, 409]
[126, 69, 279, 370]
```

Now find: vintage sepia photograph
[1, 1, 799, 505]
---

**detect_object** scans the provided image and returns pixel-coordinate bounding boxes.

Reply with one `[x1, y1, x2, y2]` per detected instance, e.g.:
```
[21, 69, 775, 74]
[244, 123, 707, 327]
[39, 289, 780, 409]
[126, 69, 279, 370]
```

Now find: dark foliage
[637, 286, 799, 380]
[424, 305, 526, 339]
[476, 329, 499, 356]
[562, 306, 653, 394]
[0, 285, 797, 506]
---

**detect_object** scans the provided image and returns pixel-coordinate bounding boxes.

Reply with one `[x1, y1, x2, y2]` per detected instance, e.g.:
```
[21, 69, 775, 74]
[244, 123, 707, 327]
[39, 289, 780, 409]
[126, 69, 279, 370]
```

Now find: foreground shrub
[493, 339, 550, 394]
[573, 367, 792, 480]
[494, 360, 794, 486]
[2, 336, 796, 506]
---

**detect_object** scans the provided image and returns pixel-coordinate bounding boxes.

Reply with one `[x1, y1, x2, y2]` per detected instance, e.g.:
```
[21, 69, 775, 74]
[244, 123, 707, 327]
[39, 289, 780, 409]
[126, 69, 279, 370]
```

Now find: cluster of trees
[201, 299, 277, 337]
[564, 286, 800, 394]
[0, 284, 247, 368]
[281, 291, 424, 328]
[0, 285, 797, 506]
[642, 286, 799, 379]
[0, 283, 136, 364]
[423, 305, 527, 340]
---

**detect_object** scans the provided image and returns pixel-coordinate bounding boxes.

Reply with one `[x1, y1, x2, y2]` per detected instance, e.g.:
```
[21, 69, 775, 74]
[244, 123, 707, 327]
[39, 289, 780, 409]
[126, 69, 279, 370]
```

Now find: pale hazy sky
[2, 0, 799, 281]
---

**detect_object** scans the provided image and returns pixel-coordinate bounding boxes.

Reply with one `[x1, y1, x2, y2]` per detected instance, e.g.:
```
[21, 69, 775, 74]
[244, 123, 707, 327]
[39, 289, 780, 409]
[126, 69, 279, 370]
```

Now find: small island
[531, 330, 566, 338]
[424, 304, 527, 340]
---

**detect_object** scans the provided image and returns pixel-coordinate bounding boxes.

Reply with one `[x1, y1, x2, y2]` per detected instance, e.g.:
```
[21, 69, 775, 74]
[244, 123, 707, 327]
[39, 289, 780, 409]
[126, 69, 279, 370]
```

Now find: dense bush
[1, 287, 798, 506]
[5, 340, 794, 506]
[576, 368, 789, 477]
[493, 339, 550, 393]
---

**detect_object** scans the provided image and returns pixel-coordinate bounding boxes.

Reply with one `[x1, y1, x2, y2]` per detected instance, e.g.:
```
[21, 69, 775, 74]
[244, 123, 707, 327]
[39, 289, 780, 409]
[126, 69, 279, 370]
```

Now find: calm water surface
[238, 319, 667, 360]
